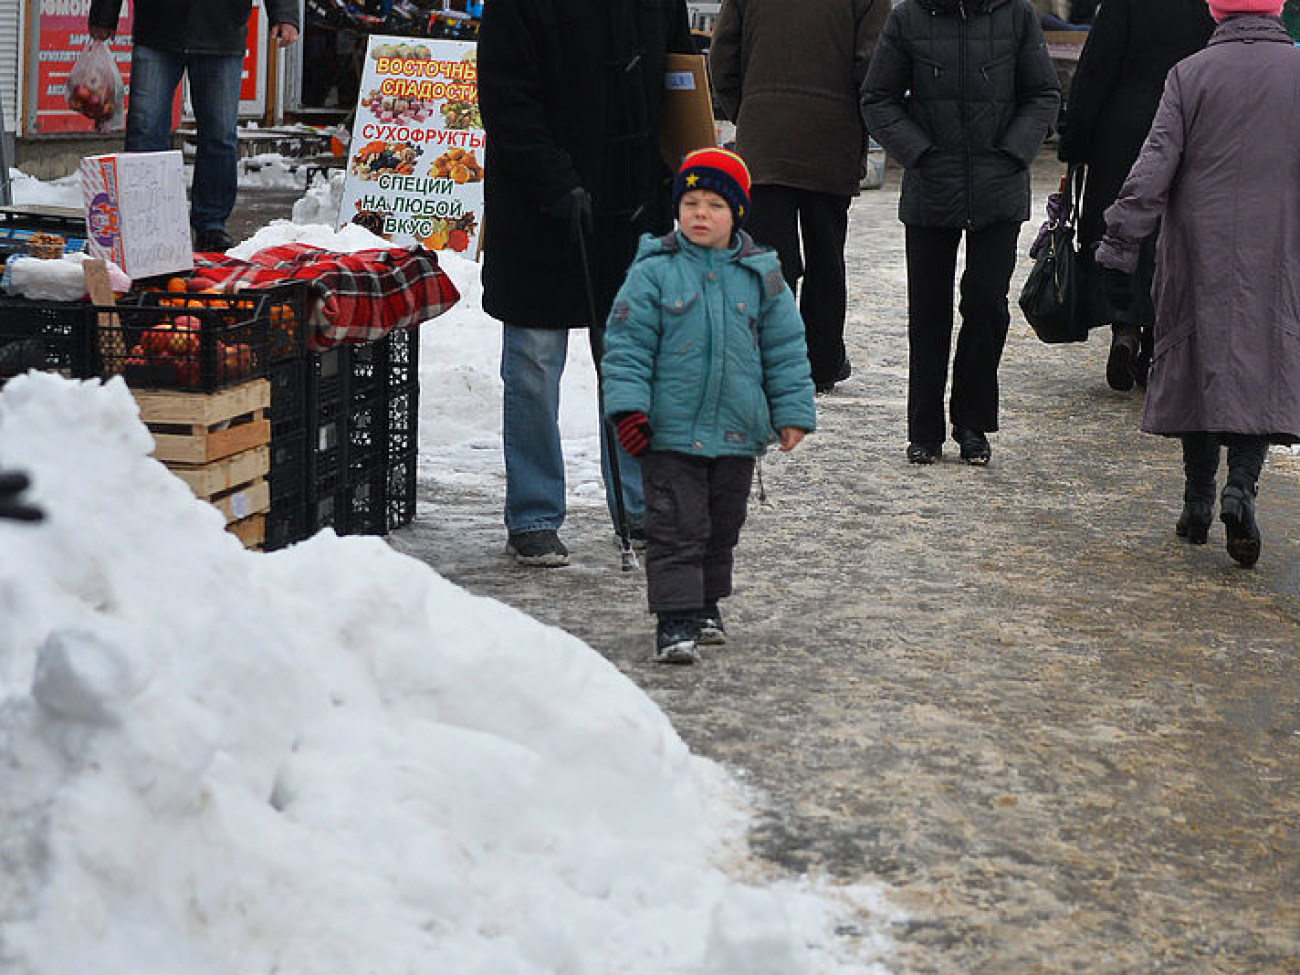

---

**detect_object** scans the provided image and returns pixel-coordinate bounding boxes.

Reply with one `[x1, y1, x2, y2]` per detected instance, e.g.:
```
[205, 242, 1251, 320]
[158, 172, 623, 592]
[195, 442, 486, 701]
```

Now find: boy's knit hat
[1206, 0, 1281, 18]
[672, 147, 752, 228]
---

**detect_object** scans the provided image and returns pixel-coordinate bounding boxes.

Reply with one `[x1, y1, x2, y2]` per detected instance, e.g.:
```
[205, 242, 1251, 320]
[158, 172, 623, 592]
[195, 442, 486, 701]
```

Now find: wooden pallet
[132, 379, 271, 465]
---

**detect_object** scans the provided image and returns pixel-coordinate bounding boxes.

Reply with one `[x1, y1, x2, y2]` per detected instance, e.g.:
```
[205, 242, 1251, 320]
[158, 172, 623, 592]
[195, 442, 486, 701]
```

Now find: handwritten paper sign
[337, 36, 484, 258]
[79, 151, 193, 280]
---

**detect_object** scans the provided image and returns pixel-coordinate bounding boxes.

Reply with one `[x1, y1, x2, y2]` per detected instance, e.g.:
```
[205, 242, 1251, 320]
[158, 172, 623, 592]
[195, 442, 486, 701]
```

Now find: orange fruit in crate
[166, 277, 188, 293]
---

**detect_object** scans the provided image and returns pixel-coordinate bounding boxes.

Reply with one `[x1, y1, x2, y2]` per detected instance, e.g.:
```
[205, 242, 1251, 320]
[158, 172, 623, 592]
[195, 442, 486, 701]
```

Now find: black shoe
[506, 529, 570, 567]
[814, 358, 852, 395]
[655, 615, 700, 664]
[1219, 484, 1261, 568]
[1106, 328, 1140, 391]
[906, 442, 942, 464]
[696, 604, 726, 646]
[1175, 500, 1213, 544]
[953, 427, 991, 465]
[193, 227, 236, 253]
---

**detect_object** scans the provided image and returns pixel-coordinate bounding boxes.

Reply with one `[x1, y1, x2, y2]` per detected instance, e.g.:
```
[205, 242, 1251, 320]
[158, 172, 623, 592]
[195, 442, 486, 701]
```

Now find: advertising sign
[31, 0, 135, 135]
[337, 36, 483, 258]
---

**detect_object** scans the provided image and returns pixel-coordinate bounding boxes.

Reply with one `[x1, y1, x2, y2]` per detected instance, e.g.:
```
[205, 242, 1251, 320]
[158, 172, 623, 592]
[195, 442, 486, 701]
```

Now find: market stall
[0, 230, 460, 551]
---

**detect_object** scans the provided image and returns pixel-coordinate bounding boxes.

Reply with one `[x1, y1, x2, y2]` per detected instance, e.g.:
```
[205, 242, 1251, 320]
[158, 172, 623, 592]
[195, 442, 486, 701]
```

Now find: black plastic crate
[386, 383, 419, 459]
[386, 323, 420, 390]
[385, 449, 417, 531]
[261, 282, 310, 363]
[0, 298, 96, 383]
[264, 489, 309, 552]
[343, 448, 417, 536]
[99, 291, 270, 392]
[346, 391, 386, 476]
[269, 428, 308, 499]
[268, 357, 307, 437]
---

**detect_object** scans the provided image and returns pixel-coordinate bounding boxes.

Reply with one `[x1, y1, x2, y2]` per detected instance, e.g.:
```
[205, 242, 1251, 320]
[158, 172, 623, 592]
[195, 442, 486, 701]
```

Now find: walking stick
[574, 213, 639, 571]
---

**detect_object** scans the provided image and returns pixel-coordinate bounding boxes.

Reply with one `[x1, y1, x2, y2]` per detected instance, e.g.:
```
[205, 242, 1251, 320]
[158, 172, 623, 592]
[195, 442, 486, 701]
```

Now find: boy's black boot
[696, 603, 726, 646]
[655, 614, 700, 664]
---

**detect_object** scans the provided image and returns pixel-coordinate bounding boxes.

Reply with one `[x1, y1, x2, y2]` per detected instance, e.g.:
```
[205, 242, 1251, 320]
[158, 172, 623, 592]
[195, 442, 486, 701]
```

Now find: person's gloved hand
[614, 412, 652, 457]
[0, 470, 44, 522]
[548, 186, 594, 242]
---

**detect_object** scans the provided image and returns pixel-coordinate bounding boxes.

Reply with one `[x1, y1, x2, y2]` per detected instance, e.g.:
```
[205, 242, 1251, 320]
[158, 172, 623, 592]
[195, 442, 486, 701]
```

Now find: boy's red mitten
[614, 412, 652, 457]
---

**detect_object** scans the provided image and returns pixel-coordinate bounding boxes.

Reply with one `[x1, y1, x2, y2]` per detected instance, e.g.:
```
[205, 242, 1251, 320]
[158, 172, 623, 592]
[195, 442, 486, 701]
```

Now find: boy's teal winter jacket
[602, 230, 816, 458]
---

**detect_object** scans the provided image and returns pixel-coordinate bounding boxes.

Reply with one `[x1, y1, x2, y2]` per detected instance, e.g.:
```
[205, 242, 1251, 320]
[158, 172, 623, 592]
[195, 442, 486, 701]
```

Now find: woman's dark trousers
[747, 185, 851, 388]
[640, 451, 755, 615]
[904, 222, 1020, 446]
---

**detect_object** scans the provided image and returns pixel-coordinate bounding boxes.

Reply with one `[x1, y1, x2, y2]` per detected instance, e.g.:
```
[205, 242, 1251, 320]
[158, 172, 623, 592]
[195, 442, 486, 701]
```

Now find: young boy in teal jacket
[602, 148, 817, 663]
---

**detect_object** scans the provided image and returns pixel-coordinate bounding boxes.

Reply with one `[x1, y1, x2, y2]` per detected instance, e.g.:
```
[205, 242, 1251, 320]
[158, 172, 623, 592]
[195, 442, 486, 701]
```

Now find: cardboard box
[660, 53, 717, 167]
[80, 150, 193, 281]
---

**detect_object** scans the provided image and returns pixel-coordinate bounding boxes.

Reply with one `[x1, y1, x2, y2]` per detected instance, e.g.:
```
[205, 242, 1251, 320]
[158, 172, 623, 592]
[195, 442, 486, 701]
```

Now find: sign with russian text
[337, 36, 483, 257]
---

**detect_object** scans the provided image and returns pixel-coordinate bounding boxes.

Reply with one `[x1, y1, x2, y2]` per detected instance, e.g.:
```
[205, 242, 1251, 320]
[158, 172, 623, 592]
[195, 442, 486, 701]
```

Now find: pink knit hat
[1206, 0, 1282, 20]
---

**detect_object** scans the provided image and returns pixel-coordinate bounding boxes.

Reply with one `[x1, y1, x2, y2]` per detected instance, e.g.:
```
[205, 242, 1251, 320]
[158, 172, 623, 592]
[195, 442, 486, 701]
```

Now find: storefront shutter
[0, 0, 20, 131]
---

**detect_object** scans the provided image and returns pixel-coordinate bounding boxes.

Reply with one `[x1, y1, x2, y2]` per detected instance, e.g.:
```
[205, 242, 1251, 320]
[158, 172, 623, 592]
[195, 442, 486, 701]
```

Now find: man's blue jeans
[501, 324, 644, 536]
[125, 45, 241, 233]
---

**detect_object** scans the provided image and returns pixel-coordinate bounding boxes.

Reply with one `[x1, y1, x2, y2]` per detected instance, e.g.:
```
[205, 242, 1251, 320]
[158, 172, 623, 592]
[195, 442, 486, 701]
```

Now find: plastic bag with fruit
[65, 40, 125, 133]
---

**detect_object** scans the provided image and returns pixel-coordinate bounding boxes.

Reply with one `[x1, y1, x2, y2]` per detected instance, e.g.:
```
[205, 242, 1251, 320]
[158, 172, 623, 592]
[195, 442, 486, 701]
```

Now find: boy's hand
[614, 412, 653, 457]
[777, 427, 805, 452]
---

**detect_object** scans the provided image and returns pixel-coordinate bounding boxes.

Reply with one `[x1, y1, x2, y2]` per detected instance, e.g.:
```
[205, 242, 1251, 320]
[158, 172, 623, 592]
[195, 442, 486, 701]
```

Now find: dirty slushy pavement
[370, 151, 1300, 973]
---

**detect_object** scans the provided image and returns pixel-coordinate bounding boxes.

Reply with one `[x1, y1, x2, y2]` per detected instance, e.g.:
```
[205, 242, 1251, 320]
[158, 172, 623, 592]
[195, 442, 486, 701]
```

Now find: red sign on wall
[32, 3, 136, 134]
[30, 2, 265, 136]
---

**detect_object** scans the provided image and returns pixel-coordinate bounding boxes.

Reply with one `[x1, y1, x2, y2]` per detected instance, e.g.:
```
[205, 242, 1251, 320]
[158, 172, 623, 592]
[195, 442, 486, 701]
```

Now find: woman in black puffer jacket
[862, 0, 1059, 466]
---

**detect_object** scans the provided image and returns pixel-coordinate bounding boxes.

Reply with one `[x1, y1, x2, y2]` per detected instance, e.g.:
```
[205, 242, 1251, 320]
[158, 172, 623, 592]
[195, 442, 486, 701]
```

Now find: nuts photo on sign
[429, 148, 482, 183]
[440, 98, 482, 130]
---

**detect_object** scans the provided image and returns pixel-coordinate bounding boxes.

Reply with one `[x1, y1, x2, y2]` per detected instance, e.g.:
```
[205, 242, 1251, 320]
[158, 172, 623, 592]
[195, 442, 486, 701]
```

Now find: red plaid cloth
[194, 244, 461, 351]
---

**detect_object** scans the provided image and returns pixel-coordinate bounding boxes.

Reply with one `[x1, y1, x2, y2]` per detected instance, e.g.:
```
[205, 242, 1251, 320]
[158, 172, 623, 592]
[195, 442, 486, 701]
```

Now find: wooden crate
[131, 379, 273, 549]
[227, 513, 267, 549]
[132, 378, 271, 465]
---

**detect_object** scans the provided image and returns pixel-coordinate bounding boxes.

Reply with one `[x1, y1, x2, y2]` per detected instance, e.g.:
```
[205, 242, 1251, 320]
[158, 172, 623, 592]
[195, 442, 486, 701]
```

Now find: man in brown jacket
[710, 0, 888, 393]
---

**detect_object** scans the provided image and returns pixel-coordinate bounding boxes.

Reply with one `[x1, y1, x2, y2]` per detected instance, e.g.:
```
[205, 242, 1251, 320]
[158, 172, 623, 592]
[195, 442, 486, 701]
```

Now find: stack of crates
[264, 322, 419, 551]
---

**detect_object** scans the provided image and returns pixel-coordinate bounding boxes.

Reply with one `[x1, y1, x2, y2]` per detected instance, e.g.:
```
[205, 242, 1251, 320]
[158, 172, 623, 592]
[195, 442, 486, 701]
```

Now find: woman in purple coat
[1096, 0, 1300, 567]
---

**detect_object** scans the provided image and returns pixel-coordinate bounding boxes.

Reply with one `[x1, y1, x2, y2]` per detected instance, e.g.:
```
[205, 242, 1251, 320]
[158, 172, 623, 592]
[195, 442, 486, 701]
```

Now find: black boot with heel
[1175, 498, 1213, 544]
[1220, 482, 1261, 568]
[1178, 433, 1219, 546]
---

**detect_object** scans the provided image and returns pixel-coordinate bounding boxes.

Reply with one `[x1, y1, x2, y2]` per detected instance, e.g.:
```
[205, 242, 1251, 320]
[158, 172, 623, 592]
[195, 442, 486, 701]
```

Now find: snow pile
[0, 373, 894, 973]
[238, 153, 313, 190]
[6, 168, 83, 209]
[291, 170, 346, 226]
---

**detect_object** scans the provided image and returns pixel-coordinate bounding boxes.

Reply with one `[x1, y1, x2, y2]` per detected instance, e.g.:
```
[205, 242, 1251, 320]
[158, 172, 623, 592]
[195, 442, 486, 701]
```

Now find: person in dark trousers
[1057, 0, 1215, 391]
[478, 0, 695, 568]
[710, 0, 889, 395]
[1095, 1, 1300, 568]
[862, 0, 1059, 466]
[87, 0, 300, 254]
[602, 149, 816, 662]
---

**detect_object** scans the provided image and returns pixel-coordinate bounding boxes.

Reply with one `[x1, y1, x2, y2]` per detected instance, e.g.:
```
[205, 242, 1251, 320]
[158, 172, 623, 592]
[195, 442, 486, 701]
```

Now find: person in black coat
[862, 0, 1059, 466]
[1058, 0, 1215, 391]
[478, 0, 695, 567]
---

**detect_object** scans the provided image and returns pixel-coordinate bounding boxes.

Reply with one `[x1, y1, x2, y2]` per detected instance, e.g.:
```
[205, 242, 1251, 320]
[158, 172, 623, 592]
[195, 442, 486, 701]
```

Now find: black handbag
[1019, 164, 1088, 344]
